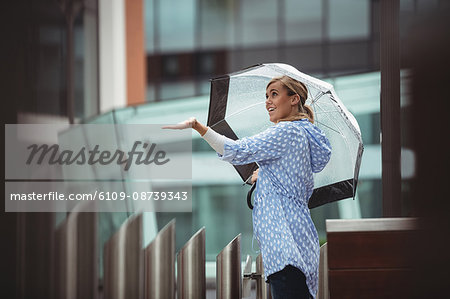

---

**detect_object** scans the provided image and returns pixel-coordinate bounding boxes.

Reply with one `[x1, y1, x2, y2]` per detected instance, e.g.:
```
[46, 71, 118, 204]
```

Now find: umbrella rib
[315, 91, 355, 154]
[315, 120, 343, 135]
[312, 94, 355, 170]
[311, 93, 325, 125]
[325, 110, 356, 168]
[312, 91, 326, 104]
[315, 111, 343, 114]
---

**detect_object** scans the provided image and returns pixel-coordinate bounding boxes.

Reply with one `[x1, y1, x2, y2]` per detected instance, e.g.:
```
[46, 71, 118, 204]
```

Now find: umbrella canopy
[207, 63, 363, 209]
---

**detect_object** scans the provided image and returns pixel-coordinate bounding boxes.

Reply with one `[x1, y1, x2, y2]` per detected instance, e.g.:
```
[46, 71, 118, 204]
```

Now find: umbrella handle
[247, 183, 256, 210]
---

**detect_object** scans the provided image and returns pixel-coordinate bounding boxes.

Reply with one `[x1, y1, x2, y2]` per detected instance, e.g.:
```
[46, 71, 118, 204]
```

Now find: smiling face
[265, 81, 300, 123]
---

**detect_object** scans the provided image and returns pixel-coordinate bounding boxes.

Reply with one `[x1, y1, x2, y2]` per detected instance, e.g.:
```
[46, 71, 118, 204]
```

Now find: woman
[164, 75, 331, 299]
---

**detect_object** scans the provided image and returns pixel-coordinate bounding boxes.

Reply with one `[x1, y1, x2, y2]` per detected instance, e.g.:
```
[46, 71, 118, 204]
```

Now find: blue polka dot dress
[217, 119, 331, 298]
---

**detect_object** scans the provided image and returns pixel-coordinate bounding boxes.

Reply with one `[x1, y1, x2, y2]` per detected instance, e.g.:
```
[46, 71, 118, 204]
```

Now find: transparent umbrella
[207, 63, 364, 209]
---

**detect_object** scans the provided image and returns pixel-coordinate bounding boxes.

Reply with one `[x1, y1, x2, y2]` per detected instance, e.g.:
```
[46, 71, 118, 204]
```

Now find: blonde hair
[267, 75, 314, 123]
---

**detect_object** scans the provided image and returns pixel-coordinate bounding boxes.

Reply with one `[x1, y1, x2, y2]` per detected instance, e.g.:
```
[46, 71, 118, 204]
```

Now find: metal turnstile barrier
[256, 254, 271, 299]
[103, 213, 143, 299]
[145, 219, 175, 299]
[177, 227, 206, 299]
[242, 253, 271, 299]
[216, 234, 242, 299]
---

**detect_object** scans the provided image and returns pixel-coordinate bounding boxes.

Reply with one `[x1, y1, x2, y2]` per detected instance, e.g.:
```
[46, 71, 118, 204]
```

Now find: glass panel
[113, 107, 138, 124]
[241, 0, 278, 47]
[199, 0, 235, 49]
[329, 0, 370, 41]
[285, 0, 322, 42]
[160, 81, 196, 100]
[157, 0, 196, 52]
[87, 111, 114, 124]
[356, 179, 382, 218]
[145, 0, 155, 53]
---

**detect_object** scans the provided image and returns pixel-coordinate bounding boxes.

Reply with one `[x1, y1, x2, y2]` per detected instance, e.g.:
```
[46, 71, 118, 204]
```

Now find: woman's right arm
[162, 117, 208, 136]
[191, 118, 208, 136]
[163, 118, 295, 165]
[216, 122, 295, 165]
[163, 117, 229, 154]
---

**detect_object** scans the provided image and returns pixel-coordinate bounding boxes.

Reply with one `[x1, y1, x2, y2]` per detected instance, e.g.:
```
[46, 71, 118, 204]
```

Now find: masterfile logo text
[4, 124, 193, 212]
[5, 124, 191, 180]
[26, 141, 170, 171]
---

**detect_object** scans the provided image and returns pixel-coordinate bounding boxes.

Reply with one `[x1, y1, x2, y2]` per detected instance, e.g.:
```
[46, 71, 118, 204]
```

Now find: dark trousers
[268, 265, 312, 299]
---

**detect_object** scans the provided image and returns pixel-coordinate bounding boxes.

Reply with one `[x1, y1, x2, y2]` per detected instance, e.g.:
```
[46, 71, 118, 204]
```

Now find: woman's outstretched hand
[162, 117, 197, 130]
[162, 117, 208, 136]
